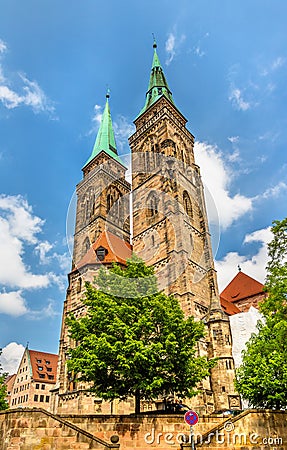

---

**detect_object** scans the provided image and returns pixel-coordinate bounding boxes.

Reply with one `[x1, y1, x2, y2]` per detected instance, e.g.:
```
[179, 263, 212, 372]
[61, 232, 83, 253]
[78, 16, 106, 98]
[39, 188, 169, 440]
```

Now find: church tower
[129, 41, 241, 413]
[55, 92, 132, 414]
[55, 43, 241, 415]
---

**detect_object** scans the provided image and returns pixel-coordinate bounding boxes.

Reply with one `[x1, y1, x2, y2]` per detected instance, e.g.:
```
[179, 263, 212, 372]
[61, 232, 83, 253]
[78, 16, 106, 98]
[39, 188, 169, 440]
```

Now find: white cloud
[194, 46, 205, 58]
[165, 32, 186, 65]
[165, 33, 176, 64]
[0, 74, 55, 114]
[0, 85, 22, 109]
[0, 291, 28, 316]
[194, 141, 253, 230]
[0, 195, 50, 289]
[228, 136, 239, 144]
[28, 299, 61, 320]
[191, 32, 209, 58]
[113, 115, 135, 151]
[35, 241, 53, 263]
[90, 103, 103, 130]
[215, 227, 273, 291]
[271, 56, 285, 71]
[229, 88, 251, 111]
[0, 39, 55, 115]
[261, 56, 285, 76]
[0, 39, 7, 54]
[0, 342, 25, 374]
[255, 181, 287, 200]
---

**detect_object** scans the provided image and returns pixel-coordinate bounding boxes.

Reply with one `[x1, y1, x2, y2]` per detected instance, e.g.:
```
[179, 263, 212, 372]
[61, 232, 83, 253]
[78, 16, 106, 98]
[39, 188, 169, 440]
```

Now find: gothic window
[91, 194, 95, 216]
[226, 359, 233, 370]
[107, 193, 113, 212]
[76, 277, 82, 293]
[151, 235, 155, 247]
[190, 234, 193, 247]
[161, 139, 176, 157]
[147, 192, 159, 218]
[107, 187, 121, 216]
[183, 191, 193, 220]
[83, 237, 90, 255]
[85, 198, 90, 221]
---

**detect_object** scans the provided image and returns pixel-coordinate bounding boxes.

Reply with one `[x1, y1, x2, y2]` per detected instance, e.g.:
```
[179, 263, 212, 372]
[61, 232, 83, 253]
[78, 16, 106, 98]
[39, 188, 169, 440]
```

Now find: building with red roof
[9, 348, 58, 411]
[220, 270, 267, 315]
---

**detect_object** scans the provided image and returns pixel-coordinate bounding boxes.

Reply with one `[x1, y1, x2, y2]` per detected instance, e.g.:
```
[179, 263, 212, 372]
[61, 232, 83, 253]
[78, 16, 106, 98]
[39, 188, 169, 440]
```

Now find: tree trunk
[135, 390, 141, 415]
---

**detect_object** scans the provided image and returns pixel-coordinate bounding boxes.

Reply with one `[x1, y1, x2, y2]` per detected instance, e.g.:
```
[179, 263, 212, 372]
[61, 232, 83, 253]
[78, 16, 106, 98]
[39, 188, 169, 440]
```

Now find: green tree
[0, 350, 8, 411]
[67, 255, 215, 414]
[235, 218, 287, 409]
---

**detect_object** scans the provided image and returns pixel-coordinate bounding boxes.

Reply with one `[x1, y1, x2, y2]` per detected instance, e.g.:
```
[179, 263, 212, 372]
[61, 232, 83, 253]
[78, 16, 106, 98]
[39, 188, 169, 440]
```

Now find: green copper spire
[138, 39, 174, 117]
[84, 91, 124, 167]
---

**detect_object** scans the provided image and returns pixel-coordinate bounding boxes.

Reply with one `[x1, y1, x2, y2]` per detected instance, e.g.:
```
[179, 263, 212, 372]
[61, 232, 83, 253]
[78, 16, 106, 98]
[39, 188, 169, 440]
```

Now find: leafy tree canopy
[235, 218, 287, 409]
[0, 350, 8, 411]
[67, 255, 215, 413]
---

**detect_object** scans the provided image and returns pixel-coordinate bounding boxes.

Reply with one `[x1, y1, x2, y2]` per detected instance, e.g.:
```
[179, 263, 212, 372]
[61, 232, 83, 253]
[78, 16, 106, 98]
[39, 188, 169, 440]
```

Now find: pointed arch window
[83, 237, 90, 255]
[147, 192, 159, 218]
[107, 193, 113, 212]
[183, 191, 193, 220]
[107, 187, 121, 216]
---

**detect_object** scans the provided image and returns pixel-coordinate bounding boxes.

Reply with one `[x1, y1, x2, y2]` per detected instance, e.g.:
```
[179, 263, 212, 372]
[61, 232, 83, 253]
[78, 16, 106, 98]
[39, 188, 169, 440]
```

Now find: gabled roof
[74, 231, 132, 271]
[4, 374, 16, 390]
[28, 350, 58, 384]
[220, 271, 264, 303]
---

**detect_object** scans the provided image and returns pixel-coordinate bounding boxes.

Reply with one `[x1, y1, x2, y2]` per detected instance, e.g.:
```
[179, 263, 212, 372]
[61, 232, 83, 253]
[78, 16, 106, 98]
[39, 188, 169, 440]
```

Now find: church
[53, 41, 242, 415]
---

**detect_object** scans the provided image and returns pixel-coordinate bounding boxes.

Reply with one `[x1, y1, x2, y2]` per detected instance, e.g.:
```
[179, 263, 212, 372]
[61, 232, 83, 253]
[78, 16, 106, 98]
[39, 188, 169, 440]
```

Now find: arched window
[82, 237, 90, 255]
[107, 187, 121, 215]
[183, 191, 193, 220]
[76, 277, 82, 293]
[107, 193, 113, 212]
[147, 192, 159, 218]
[161, 139, 176, 157]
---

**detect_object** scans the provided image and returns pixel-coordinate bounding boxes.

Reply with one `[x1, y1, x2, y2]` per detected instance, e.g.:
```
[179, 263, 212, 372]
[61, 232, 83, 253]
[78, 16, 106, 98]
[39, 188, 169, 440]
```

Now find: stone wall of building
[1, 408, 286, 450]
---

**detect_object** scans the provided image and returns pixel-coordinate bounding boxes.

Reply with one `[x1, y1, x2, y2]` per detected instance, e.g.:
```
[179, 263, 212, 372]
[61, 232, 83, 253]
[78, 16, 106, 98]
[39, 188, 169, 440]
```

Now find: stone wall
[197, 410, 287, 449]
[1, 408, 286, 450]
[0, 408, 119, 450]
[61, 413, 221, 449]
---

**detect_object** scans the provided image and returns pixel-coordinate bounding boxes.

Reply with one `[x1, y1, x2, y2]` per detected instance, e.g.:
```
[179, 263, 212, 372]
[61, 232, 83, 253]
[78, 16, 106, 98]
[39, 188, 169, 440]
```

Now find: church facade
[54, 42, 241, 415]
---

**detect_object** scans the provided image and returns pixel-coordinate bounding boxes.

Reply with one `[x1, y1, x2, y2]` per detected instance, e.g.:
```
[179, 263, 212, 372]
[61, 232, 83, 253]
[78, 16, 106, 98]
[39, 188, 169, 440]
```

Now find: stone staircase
[0, 408, 119, 449]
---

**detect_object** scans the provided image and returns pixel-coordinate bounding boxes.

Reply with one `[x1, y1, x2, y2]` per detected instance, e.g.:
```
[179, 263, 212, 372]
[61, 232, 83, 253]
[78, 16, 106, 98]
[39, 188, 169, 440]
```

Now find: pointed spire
[137, 39, 174, 117]
[84, 90, 124, 167]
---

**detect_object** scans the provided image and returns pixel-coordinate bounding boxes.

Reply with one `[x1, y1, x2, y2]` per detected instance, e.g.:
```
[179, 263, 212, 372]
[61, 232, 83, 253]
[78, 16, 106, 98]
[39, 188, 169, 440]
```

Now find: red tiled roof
[220, 271, 264, 303]
[4, 374, 16, 390]
[220, 297, 241, 316]
[74, 231, 132, 271]
[28, 350, 58, 384]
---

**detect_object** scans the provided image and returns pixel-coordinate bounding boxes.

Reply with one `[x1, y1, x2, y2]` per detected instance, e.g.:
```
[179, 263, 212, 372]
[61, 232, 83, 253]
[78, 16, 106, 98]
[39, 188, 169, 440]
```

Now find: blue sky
[1, 0, 287, 373]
